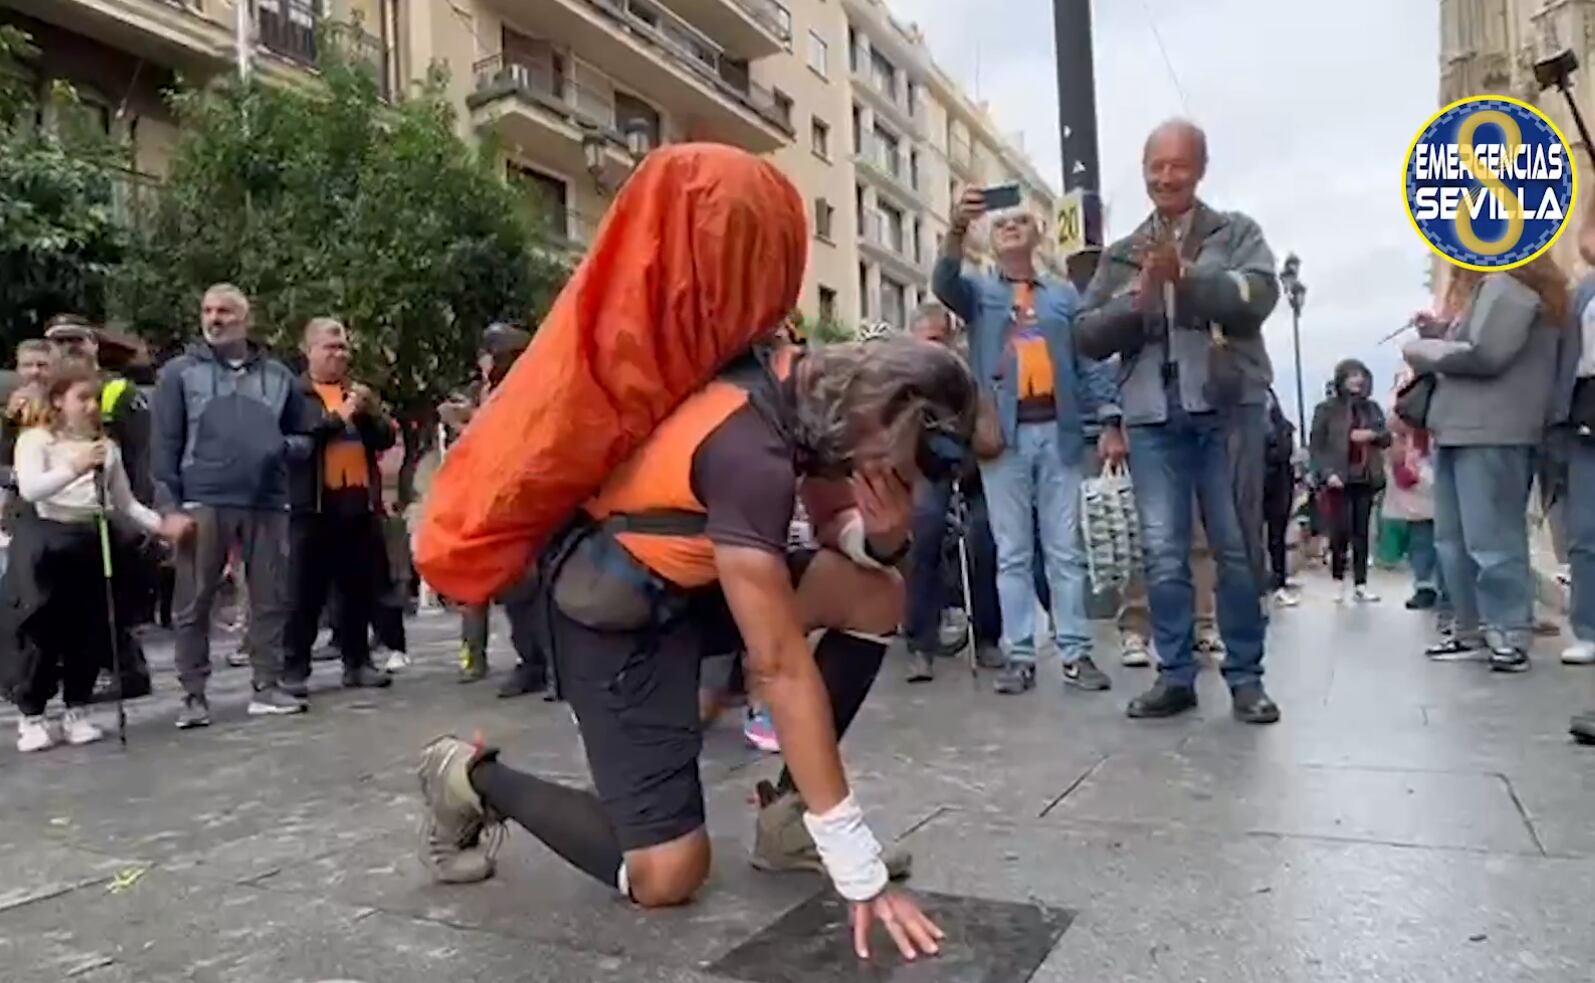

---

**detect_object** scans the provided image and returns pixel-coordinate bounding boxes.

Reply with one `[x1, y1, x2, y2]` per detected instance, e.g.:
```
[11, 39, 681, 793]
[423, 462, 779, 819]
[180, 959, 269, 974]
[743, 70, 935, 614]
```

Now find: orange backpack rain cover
[415, 144, 807, 604]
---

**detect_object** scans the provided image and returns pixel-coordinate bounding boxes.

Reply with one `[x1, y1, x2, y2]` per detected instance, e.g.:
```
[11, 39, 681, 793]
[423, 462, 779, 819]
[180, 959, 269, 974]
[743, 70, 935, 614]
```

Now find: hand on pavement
[849, 888, 944, 961]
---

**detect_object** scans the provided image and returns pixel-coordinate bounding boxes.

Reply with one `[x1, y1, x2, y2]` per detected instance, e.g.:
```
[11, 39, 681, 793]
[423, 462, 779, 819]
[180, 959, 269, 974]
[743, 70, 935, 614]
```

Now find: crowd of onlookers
[4, 113, 1594, 753]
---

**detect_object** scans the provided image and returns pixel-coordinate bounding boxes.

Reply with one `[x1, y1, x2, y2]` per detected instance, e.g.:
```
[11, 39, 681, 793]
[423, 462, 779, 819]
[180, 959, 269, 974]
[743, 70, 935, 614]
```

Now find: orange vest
[582, 346, 795, 589]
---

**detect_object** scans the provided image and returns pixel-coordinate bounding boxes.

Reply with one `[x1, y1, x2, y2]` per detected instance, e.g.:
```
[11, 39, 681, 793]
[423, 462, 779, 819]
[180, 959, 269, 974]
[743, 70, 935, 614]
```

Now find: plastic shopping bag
[1080, 470, 1144, 594]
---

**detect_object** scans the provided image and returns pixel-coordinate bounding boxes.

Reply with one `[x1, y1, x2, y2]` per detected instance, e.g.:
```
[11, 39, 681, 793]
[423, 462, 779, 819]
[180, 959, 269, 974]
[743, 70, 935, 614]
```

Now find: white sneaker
[61, 708, 103, 746]
[1353, 586, 1380, 604]
[1119, 634, 1151, 667]
[1273, 587, 1301, 608]
[17, 715, 54, 752]
[1335, 581, 1349, 605]
[383, 651, 412, 672]
[1562, 641, 1595, 665]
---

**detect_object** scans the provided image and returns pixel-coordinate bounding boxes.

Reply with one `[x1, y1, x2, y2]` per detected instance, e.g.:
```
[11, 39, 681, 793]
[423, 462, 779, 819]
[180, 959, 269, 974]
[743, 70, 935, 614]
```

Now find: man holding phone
[931, 185, 1122, 696]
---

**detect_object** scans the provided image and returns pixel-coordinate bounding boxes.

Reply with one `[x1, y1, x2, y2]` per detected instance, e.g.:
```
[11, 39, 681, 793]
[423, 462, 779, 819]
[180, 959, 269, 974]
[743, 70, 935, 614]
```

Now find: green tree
[791, 309, 853, 345]
[112, 33, 567, 491]
[0, 26, 128, 357]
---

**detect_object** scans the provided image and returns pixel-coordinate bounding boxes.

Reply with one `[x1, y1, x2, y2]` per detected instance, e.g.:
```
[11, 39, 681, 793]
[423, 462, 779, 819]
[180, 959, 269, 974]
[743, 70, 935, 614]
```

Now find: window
[873, 125, 900, 177]
[508, 163, 570, 239]
[858, 263, 870, 318]
[502, 29, 565, 103]
[910, 149, 920, 190]
[815, 197, 835, 241]
[807, 30, 829, 78]
[880, 202, 904, 253]
[912, 218, 922, 262]
[880, 276, 906, 329]
[811, 117, 830, 159]
[772, 88, 794, 131]
[851, 104, 862, 154]
[819, 286, 837, 324]
[848, 27, 860, 72]
[870, 49, 895, 97]
[615, 91, 662, 150]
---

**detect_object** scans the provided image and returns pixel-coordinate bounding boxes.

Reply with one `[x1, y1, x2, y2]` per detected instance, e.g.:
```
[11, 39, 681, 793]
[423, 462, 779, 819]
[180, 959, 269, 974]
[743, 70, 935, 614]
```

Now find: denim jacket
[1076, 203, 1279, 425]
[1553, 275, 1594, 427]
[931, 258, 1119, 460]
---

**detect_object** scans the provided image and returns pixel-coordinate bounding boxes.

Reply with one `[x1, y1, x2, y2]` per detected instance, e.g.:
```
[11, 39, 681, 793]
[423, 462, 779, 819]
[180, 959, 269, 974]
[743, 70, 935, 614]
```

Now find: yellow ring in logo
[1402, 94, 1579, 272]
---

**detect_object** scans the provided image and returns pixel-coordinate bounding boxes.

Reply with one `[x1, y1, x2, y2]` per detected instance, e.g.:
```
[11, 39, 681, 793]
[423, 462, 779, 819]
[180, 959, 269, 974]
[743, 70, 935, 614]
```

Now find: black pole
[1291, 307, 1306, 445]
[1054, 0, 1104, 269]
[1555, 81, 1595, 164]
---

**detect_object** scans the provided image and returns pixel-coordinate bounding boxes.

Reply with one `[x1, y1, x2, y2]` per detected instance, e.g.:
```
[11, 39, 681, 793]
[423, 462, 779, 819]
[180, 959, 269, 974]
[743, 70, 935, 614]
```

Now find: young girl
[8, 364, 181, 752]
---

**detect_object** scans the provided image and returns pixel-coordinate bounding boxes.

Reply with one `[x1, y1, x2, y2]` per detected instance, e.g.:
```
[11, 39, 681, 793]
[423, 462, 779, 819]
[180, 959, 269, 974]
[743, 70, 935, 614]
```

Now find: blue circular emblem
[1404, 95, 1578, 271]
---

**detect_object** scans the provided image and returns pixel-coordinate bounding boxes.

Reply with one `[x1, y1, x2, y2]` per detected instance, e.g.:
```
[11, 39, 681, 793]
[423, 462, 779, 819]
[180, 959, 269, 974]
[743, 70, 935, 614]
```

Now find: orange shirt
[1011, 282, 1055, 401]
[313, 382, 371, 490]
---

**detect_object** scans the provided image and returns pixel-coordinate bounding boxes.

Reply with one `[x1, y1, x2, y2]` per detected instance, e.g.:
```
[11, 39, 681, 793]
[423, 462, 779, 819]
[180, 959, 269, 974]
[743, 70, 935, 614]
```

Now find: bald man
[153, 283, 320, 727]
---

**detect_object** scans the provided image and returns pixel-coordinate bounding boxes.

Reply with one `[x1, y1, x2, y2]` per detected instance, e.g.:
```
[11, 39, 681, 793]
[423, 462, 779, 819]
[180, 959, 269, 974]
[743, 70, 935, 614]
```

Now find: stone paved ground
[3, 568, 1595, 982]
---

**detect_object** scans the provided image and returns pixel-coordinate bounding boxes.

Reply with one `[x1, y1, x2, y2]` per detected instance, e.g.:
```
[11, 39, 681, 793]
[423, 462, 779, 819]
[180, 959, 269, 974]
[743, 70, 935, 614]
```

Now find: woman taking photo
[2, 363, 187, 752]
[1405, 258, 1567, 672]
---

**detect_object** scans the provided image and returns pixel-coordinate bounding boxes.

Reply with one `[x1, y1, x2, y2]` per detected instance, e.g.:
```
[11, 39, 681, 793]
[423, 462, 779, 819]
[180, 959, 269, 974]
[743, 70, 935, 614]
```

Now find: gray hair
[203, 282, 251, 316]
[909, 302, 951, 333]
[1143, 118, 1209, 171]
[302, 316, 347, 348]
[792, 336, 976, 475]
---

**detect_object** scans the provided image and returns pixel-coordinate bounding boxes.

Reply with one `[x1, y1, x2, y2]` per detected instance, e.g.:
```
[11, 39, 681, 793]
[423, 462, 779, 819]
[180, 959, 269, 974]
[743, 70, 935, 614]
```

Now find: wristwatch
[865, 535, 912, 567]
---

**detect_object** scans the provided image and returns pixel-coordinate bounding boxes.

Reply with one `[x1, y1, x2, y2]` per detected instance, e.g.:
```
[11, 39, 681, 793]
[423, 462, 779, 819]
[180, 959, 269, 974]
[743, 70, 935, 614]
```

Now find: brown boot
[749, 781, 911, 880]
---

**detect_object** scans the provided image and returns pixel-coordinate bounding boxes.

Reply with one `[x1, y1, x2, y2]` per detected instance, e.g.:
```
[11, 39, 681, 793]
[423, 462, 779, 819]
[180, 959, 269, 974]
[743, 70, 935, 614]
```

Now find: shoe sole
[344, 679, 394, 689]
[1063, 673, 1112, 691]
[175, 717, 210, 729]
[1489, 662, 1531, 674]
[1127, 702, 1197, 719]
[247, 702, 308, 716]
[906, 672, 934, 683]
[1233, 708, 1282, 724]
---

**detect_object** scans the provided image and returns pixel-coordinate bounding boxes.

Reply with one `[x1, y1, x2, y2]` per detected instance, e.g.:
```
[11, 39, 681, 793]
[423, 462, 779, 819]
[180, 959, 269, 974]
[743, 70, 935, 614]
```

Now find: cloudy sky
[888, 0, 1439, 423]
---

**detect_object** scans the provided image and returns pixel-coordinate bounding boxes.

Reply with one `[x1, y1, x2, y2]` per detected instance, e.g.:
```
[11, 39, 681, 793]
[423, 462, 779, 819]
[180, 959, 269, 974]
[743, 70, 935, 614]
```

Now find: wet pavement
[3, 569, 1594, 982]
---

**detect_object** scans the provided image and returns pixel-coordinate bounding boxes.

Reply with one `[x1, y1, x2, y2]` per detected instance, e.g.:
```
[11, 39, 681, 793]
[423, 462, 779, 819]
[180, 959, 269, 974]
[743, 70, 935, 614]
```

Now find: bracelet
[802, 793, 889, 902]
[865, 535, 911, 567]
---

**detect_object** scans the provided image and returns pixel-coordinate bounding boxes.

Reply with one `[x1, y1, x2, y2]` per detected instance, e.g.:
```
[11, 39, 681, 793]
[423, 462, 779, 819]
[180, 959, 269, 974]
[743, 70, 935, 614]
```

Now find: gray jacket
[1403, 274, 1561, 448]
[1076, 203, 1279, 425]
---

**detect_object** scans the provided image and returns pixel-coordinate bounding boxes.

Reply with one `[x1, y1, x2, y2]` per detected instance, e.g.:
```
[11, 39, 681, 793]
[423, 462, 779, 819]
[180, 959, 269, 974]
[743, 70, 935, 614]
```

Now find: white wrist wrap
[802, 793, 889, 902]
[838, 513, 886, 571]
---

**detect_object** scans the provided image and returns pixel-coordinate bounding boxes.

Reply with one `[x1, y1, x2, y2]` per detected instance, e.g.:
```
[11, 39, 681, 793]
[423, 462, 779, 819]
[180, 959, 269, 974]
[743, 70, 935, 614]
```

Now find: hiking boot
[1570, 710, 1595, 745]
[905, 648, 935, 683]
[1405, 588, 1438, 610]
[280, 676, 311, 700]
[1119, 633, 1151, 667]
[993, 661, 1036, 695]
[176, 694, 211, 730]
[248, 685, 308, 716]
[1126, 680, 1198, 719]
[497, 661, 547, 699]
[1062, 656, 1112, 691]
[750, 782, 910, 881]
[1488, 647, 1530, 674]
[417, 735, 501, 884]
[343, 664, 394, 689]
[61, 708, 103, 746]
[17, 715, 54, 752]
[457, 646, 488, 683]
[1231, 684, 1281, 725]
[974, 644, 1007, 670]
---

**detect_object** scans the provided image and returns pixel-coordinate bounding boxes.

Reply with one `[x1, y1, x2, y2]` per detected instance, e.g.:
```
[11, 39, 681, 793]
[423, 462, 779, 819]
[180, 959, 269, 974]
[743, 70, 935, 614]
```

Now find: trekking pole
[952, 479, 978, 682]
[94, 469, 127, 748]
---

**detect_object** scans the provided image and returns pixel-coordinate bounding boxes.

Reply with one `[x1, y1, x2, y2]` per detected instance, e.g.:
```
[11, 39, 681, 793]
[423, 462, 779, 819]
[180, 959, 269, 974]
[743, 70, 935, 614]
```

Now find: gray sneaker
[175, 694, 211, 730]
[750, 782, 910, 880]
[1062, 655, 1112, 691]
[975, 644, 1006, 670]
[994, 661, 1037, 695]
[417, 736, 501, 884]
[247, 686, 308, 716]
[343, 664, 394, 689]
[905, 648, 935, 683]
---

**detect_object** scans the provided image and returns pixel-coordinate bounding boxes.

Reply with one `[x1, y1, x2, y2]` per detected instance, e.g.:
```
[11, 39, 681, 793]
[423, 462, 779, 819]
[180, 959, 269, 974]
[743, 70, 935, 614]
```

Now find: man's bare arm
[716, 543, 847, 813]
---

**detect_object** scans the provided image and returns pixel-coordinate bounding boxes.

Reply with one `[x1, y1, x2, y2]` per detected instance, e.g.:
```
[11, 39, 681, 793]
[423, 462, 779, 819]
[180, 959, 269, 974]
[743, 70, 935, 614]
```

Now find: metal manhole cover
[707, 890, 1074, 982]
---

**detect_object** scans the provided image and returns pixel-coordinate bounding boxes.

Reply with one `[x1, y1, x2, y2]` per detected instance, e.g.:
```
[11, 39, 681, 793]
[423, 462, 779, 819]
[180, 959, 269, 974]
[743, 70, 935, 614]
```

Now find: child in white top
[7, 363, 185, 752]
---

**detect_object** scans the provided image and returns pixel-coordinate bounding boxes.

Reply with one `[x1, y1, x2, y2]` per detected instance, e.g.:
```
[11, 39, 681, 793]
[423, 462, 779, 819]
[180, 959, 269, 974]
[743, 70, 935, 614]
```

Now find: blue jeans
[1126, 398, 1266, 689]
[1408, 519, 1439, 592]
[905, 477, 1001, 651]
[1566, 439, 1595, 644]
[1432, 445, 1535, 650]
[979, 423, 1090, 665]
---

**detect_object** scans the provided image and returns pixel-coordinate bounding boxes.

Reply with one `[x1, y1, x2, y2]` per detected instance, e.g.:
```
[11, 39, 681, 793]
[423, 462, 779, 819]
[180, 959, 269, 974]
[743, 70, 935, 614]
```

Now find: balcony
[657, 0, 791, 58]
[9, 0, 235, 68]
[849, 46, 923, 137]
[514, 0, 793, 152]
[467, 53, 637, 188]
[858, 210, 927, 282]
[854, 133, 922, 207]
[254, 1, 393, 99]
[531, 207, 604, 259]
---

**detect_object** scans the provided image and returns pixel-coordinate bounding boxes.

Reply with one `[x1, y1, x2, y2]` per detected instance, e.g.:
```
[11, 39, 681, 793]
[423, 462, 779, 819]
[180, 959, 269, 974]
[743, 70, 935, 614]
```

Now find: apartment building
[3, 0, 1059, 330]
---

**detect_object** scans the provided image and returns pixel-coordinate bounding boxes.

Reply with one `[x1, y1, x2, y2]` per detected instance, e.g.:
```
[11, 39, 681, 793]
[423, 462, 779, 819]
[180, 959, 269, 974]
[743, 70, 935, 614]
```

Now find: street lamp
[582, 121, 655, 197]
[1278, 253, 1308, 444]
